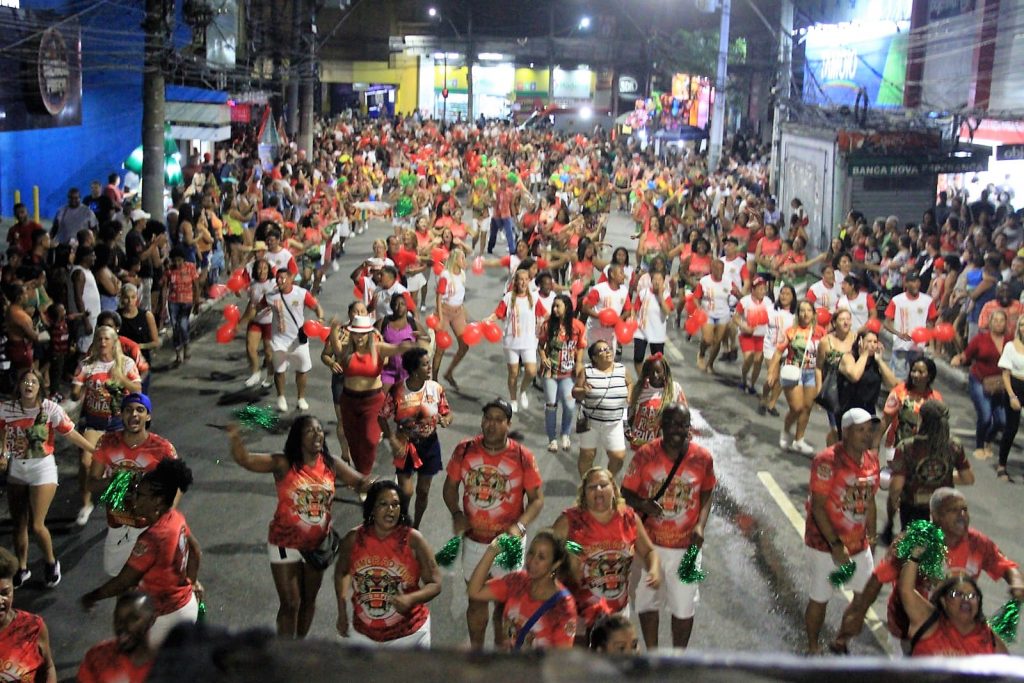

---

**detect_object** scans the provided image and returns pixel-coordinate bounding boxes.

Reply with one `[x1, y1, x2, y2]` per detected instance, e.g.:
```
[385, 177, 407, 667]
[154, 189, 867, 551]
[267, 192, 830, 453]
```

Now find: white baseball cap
[841, 408, 881, 430]
[129, 209, 151, 222]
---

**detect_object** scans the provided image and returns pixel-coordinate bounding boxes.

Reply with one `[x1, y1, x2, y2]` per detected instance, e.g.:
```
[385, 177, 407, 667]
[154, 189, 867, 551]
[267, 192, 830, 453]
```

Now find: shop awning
[846, 144, 990, 177]
[165, 85, 231, 142]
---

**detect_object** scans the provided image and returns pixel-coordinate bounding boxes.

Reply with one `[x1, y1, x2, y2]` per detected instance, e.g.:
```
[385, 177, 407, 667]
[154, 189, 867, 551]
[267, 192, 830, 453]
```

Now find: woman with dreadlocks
[883, 399, 975, 537]
[625, 354, 687, 450]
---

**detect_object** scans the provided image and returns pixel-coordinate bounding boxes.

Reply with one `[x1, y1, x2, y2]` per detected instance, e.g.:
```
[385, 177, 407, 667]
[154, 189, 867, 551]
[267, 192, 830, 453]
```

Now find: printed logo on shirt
[816, 462, 833, 481]
[841, 478, 874, 520]
[292, 484, 333, 525]
[354, 565, 404, 620]
[658, 476, 695, 520]
[584, 549, 632, 600]
[465, 465, 511, 510]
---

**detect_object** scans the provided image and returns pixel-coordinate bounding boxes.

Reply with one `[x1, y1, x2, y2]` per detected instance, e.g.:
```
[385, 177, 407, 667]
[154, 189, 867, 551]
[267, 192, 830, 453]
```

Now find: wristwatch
[516, 521, 527, 535]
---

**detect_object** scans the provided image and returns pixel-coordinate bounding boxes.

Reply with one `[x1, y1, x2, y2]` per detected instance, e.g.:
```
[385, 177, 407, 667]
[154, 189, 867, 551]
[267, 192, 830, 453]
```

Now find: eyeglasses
[947, 590, 978, 601]
[595, 347, 613, 354]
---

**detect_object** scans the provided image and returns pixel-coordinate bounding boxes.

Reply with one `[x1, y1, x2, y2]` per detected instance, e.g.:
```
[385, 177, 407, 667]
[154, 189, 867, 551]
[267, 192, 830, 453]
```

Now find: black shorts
[224, 234, 244, 246]
[396, 432, 443, 476]
[633, 339, 665, 365]
[331, 372, 344, 405]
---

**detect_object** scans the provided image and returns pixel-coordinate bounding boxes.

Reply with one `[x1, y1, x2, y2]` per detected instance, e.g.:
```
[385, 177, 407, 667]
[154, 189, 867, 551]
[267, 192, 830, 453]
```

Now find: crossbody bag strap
[513, 588, 570, 650]
[641, 443, 689, 521]
[277, 287, 306, 339]
[908, 607, 942, 654]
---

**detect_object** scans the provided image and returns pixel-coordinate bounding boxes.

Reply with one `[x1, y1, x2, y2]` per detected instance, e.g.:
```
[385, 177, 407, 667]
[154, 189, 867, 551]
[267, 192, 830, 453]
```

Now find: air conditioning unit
[695, 0, 718, 12]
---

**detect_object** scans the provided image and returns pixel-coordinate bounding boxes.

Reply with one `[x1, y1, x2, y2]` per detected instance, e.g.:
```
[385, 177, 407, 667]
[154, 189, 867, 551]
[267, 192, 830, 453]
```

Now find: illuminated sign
[618, 75, 638, 95]
[803, 21, 908, 108]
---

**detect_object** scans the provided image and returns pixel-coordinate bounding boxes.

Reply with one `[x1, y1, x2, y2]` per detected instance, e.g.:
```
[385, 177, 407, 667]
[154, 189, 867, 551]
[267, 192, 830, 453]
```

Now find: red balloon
[684, 293, 698, 315]
[426, 314, 440, 330]
[435, 330, 453, 349]
[209, 284, 228, 299]
[598, 308, 619, 327]
[865, 318, 883, 334]
[226, 273, 246, 294]
[933, 322, 956, 343]
[684, 315, 702, 336]
[432, 261, 444, 276]
[933, 257, 945, 272]
[431, 247, 446, 263]
[471, 256, 485, 275]
[223, 304, 241, 324]
[462, 323, 483, 346]
[303, 320, 324, 338]
[692, 309, 709, 328]
[483, 320, 502, 343]
[318, 325, 332, 342]
[910, 326, 933, 345]
[215, 322, 236, 344]
[614, 321, 635, 345]
[816, 307, 832, 326]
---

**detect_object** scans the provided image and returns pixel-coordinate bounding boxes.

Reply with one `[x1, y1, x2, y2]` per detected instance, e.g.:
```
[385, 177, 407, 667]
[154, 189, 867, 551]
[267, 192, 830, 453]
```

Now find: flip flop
[996, 467, 1014, 483]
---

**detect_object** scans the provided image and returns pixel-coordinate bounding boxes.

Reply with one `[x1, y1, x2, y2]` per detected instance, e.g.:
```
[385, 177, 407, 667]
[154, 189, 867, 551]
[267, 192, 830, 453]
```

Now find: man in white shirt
[263, 269, 324, 412]
[582, 263, 632, 353]
[883, 272, 937, 379]
[836, 275, 876, 332]
[52, 188, 99, 245]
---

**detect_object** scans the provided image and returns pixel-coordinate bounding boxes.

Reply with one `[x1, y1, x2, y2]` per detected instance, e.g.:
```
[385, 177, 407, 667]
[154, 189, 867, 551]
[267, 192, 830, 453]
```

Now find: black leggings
[999, 375, 1024, 467]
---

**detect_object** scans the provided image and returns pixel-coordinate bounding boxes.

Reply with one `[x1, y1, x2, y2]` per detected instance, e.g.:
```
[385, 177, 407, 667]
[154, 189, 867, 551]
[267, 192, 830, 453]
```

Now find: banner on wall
[803, 21, 908, 108]
[553, 68, 592, 100]
[0, 8, 82, 132]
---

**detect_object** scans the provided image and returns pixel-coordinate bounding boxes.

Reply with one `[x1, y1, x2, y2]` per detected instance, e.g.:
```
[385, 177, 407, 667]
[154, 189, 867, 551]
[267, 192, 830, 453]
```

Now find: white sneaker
[261, 377, 273, 389]
[519, 392, 530, 410]
[548, 440, 559, 452]
[276, 395, 288, 412]
[561, 434, 571, 451]
[791, 439, 815, 455]
[331, 260, 340, 272]
[297, 398, 310, 411]
[245, 372, 261, 388]
[510, 399, 519, 414]
[75, 504, 94, 527]
[779, 430, 793, 450]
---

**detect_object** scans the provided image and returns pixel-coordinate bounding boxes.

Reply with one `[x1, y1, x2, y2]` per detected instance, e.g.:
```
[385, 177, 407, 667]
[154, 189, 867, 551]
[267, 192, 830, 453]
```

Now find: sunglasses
[947, 590, 978, 601]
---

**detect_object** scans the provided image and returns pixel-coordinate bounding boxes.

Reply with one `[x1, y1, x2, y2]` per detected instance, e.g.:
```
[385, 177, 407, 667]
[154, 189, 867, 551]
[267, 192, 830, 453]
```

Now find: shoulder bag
[779, 334, 808, 384]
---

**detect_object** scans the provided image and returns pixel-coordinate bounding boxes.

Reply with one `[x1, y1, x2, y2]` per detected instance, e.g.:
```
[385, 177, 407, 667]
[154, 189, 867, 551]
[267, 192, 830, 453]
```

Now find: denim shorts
[781, 368, 816, 388]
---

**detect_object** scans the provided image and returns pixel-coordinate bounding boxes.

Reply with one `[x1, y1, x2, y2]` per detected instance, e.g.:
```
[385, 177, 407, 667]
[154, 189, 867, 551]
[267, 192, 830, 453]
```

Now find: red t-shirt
[268, 455, 336, 551]
[445, 437, 542, 543]
[78, 640, 153, 683]
[0, 610, 46, 682]
[803, 444, 880, 554]
[486, 571, 577, 650]
[127, 509, 194, 615]
[621, 439, 716, 549]
[167, 263, 199, 304]
[93, 432, 178, 528]
[912, 619, 1001, 657]
[349, 525, 429, 642]
[563, 506, 638, 620]
[73, 358, 141, 422]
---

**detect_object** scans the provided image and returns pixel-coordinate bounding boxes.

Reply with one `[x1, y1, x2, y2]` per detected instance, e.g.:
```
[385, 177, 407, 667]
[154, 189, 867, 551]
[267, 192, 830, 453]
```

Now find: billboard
[0, 8, 82, 132]
[803, 21, 908, 108]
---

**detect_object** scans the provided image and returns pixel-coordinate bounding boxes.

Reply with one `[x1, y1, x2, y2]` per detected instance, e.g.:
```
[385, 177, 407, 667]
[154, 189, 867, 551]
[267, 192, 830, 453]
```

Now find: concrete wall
[779, 128, 838, 255]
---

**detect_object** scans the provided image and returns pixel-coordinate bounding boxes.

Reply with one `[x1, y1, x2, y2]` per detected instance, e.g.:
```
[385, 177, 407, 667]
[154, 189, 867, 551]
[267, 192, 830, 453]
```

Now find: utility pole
[708, 0, 731, 172]
[466, 5, 474, 121]
[548, 4, 555, 107]
[770, 0, 793, 195]
[141, 0, 167, 218]
[286, 0, 303, 139]
[299, 0, 315, 156]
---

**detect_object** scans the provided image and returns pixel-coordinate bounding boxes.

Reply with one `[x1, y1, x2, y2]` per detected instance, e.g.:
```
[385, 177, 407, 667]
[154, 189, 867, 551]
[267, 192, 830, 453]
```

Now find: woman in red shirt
[81, 459, 202, 649]
[335, 481, 441, 647]
[228, 416, 366, 638]
[900, 559, 1007, 656]
[165, 247, 200, 366]
[0, 547, 56, 682]
[952, 309, 1010, 459]
[468, 529, 578, 651]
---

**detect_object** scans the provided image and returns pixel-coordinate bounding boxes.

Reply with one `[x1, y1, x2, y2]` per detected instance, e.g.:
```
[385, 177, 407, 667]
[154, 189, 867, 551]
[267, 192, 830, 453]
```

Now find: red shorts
[738, 334, 764, 354]
[247, 321, 273, 341]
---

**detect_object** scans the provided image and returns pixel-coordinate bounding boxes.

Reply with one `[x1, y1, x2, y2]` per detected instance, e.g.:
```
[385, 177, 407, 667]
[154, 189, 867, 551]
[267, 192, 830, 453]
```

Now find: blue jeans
[487, 217, 516, 254]
[544, 376, 576, 441]
[969, 374, 1005, 449]
[169, 302, 192, 351]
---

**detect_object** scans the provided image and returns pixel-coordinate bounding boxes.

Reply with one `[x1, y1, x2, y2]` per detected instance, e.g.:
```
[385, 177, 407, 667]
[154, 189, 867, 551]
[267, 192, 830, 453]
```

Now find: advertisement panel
[552, 68, 592, 100]
[803, 21, 908, 108]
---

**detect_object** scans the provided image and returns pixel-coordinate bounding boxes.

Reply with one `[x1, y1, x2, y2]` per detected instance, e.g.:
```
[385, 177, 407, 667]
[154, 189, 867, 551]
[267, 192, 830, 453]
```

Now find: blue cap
[121, 392, 152, 413]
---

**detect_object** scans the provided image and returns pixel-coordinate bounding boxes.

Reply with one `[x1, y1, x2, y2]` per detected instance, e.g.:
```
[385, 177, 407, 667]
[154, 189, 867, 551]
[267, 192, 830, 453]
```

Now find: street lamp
[428, 6, 437, 18]
[578, 16, 591, 30]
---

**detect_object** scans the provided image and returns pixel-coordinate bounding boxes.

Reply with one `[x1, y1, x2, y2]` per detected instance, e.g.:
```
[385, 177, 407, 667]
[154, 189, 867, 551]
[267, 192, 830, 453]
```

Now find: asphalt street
[9, 210, 1024, 680]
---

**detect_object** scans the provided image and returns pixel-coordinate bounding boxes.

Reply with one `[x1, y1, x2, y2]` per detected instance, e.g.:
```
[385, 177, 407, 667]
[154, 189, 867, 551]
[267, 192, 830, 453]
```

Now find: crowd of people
[0, 111, 1022, 680]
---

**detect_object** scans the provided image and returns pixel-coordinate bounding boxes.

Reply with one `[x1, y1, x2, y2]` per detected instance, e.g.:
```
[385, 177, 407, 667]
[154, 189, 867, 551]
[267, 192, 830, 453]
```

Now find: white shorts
[406, 272, 427, 293]
[634, 545, 701, 620]
[762, 344, 777, 362]
[149, 592, 198, 649]
[346, 614, 431, 648]
[503, 347, 537, 365]
[579, 419, 627, 453]
[461, 536, 524, 581]
[807, 546, 874, 603]
[267, 543, 304, 564]
[272, 343, 312, 374]
[104, 525, 147, 576]
[7, 456, 58, 487]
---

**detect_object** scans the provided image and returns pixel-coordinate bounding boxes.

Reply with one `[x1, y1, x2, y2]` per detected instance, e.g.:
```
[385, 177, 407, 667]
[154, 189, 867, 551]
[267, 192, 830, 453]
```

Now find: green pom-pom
[828, 560, 857, 587]
[677, 544, 706, 584]
[435, 536, 462, 568]
[494, 534, 523, 571]
[233, 405, 279, 432]
[896, 520, 947, 581]
[507, 172, 520, 184]
[400, 173, 416, 189]
[395, 196, 414, 218]
[474, 177, 487, 188]
[989, 599, 1021, 643]
[99, 470, 137, 512]
[480, 154, 488, 165]
[565, 541, 583, 556]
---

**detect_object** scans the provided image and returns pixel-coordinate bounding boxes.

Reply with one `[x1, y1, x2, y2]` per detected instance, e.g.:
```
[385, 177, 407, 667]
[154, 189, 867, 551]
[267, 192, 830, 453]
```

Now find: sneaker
[12, 568, 30, 589]
[276, 395, 288, 413]
[779, 431, 793, 450]
[75, 504, 94, 527]
[510, 399, 518, 414]
[757, 405, 767, 416]
[519, 392, 530, 410]
[331, 260, 340, 272]
[261, 378, 274, 389]
[44, 561, 61, 589]
[244, 372, 262, 388]
[548, 440, 559, 452]
[561, 434, 571, 451]
[297, 398, 310, 411]
[791, 439, 815, 455]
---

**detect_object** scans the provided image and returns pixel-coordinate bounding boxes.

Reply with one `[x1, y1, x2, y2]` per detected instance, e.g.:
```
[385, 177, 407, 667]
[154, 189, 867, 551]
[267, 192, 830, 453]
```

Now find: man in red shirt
[622, 403, 715, 649]
[443, 398, 544, 649]
[803, 408, 881, 654]
[830, 487, 1024, 655]
[77, 591, 155, 683]
[486, 177, 517, 256]
[7, 204, 44, 255]
[88, 393, 178, 576]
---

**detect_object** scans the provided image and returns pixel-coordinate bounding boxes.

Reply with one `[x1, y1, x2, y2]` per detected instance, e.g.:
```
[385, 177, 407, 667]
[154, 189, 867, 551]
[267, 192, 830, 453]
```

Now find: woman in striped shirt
[573, 341, 632, 478]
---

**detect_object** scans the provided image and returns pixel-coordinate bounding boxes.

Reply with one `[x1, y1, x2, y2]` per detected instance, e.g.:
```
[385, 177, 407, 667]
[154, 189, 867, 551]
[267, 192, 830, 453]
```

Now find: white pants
[346, 614, 431, 649]
[149, 592, 198, 649]
[462, 536, 523, 580]
[807, 546, 873, 603]
[104, 525, 147, 576]
[634, 545, 701, 620]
